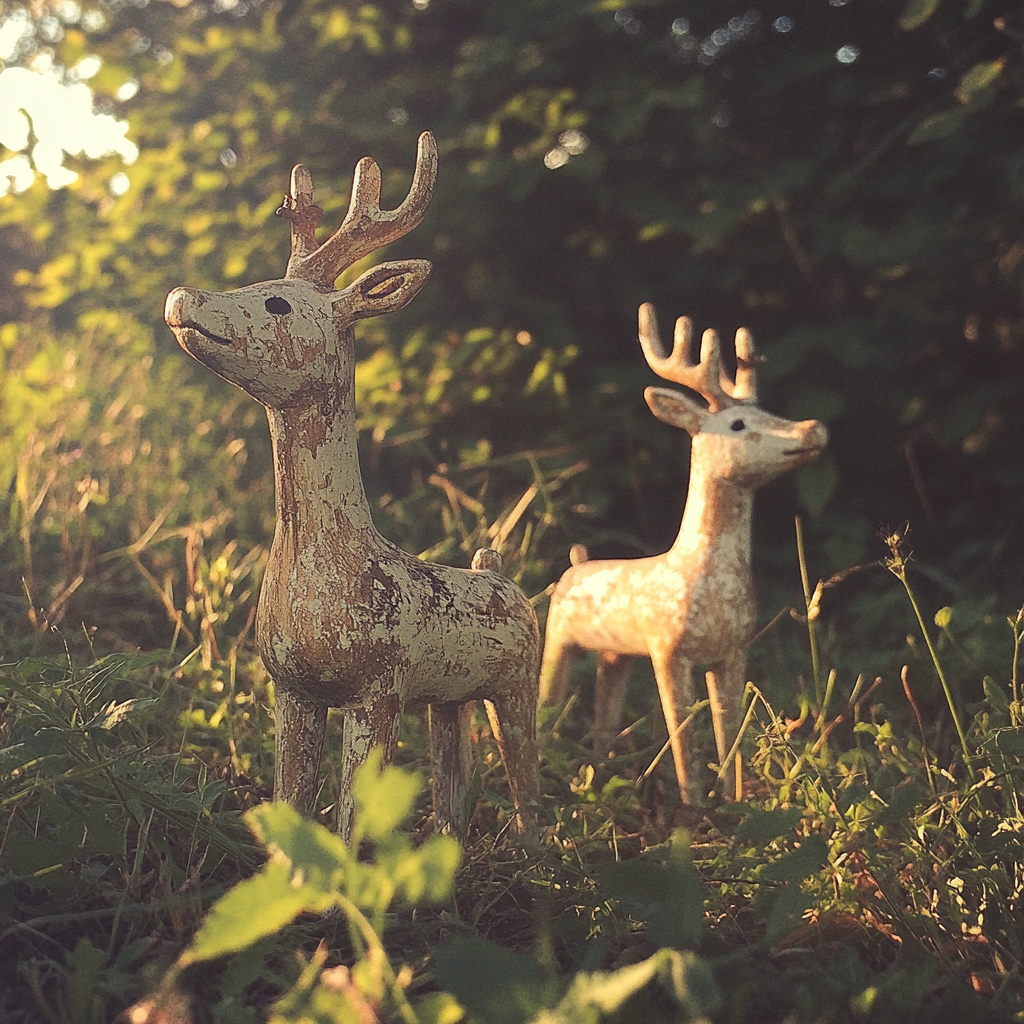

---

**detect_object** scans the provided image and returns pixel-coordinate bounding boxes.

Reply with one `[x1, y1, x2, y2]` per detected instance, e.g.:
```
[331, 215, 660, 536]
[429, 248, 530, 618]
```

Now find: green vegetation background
[1, 0, 1024, 1021]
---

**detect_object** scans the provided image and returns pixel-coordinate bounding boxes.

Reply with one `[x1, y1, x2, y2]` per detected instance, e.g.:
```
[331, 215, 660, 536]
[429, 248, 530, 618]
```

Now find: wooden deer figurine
[164, 133, 539, 839]
[539, 303, 827, 804]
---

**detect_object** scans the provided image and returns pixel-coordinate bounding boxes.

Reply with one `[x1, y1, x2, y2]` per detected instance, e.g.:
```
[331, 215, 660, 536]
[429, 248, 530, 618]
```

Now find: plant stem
[795, 516, 824, 707]
[884, 532, 974, 779]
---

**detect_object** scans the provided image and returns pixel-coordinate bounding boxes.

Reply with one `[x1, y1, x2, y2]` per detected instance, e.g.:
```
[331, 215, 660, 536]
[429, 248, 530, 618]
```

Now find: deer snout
[164, 286, 192, 327]
[783, 420, 829, 459]
[804, 420, 829, 452]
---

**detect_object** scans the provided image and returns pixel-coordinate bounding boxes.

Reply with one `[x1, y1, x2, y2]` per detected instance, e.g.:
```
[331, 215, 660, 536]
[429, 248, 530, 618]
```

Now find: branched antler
[638, 301, 759, 409]
[278, 132, 438, 287]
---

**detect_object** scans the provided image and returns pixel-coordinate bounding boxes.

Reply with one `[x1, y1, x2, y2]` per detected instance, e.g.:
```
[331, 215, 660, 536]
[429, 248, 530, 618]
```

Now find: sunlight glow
[0, 58, 138, 196]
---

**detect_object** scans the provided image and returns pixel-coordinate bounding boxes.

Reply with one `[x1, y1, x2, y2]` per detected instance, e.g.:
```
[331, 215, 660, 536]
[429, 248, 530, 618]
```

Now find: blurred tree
[0, 0, 1022, 651]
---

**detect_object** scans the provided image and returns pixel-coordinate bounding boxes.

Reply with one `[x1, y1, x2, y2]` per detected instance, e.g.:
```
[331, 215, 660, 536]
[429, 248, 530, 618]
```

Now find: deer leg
[538, 626, 580, 708]
[336, 696, 402, 843]
[649, 649, 702, 806]
[428, 700, 475, 838]
[484, 689, 539, 834]
[593, 652, 633, 756]
[705, 651, 746, 801]
[273, 688, 328, 815]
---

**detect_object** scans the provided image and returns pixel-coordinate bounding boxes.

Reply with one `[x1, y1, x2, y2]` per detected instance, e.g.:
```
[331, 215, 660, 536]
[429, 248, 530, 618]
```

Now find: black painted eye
[730, 419, 746, 432]
[265, 296, 292, 315]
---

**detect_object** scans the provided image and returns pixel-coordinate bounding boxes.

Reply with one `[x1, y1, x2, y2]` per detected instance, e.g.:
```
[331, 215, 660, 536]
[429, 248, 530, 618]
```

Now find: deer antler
[638, 302, 758, 410]
[278, 132, 438, 288]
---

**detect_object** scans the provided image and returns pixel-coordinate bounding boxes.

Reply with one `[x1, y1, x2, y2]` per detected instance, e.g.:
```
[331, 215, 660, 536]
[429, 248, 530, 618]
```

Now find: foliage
[1, 0, 1024, 659]
[2, 0, 1024, 1019]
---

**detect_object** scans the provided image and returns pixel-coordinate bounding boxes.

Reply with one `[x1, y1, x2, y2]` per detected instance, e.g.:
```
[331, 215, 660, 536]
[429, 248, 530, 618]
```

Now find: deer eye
[730, 419, 746, 432]
[265, 296, 292, 315]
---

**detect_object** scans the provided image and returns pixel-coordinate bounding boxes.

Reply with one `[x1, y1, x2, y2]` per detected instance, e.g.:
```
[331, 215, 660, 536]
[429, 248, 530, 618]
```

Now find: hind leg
[484, 687, 539, 834]
[429, 700, 475, 837]
[593, 652, 633, 755]
[705, 650, 746, 801]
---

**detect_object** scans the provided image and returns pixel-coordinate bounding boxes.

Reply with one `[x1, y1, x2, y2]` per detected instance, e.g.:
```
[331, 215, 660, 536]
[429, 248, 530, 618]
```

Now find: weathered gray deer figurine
[539, 304, 827, 805]
[164, 133, 539, 839]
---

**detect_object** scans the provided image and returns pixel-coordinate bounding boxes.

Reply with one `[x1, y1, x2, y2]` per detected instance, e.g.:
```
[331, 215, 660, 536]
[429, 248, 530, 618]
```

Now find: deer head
[638, 302, 827, 486]
[164, 133, 438, 409]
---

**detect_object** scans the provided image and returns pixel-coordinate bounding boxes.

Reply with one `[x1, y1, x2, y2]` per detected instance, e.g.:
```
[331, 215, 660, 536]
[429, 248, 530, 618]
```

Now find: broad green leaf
[907, 106, 968, 145]
[955, 59, 1005, 104]
[983, 675, 1010, 714]
[898, 0, 941, 30]
[433, 937, 555, 1024]
[246, 801, 348, 895]
[183, 859, 328, 964]
[735, 806, 804, 844]
[0, 729, 67, 775]
[351, 748, 422, 841]
[764, 887, 816, 944]
[414, 992, 465, 1024]
[598, 830, 703, 949]
[760, 834, 828, 883]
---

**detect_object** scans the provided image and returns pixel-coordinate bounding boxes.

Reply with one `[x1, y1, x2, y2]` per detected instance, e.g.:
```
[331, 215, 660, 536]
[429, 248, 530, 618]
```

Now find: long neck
[669, 451, 754, 572]
[266, 372, 376, 547]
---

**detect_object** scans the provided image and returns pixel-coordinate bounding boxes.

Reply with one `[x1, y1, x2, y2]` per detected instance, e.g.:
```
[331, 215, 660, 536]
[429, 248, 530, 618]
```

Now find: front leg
[484, 686, 539, 836]
[336, 695, 402, 843]
[274, 688, 328, 814]
[649, 646, 702, 806]
[705, 649, 746, 802]
[429, 700, 474, 838]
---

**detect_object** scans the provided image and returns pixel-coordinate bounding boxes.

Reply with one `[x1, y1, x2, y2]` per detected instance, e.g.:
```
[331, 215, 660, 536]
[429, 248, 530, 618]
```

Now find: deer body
[165, 135, 539, 838]
[540, 304, 827, 804]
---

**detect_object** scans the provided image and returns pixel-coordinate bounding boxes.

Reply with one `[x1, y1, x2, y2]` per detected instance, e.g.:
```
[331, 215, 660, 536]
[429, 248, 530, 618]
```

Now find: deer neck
[669, 452, 754, 571]
[265, 372, 376, 550]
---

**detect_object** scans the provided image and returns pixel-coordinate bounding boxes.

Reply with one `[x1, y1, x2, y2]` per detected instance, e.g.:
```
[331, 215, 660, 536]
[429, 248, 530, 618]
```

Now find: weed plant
[1, 524, 1023, 1023]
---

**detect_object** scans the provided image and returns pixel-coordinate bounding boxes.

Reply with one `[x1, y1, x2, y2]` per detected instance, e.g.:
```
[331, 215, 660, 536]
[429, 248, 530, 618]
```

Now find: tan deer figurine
[539, 304, 827, 805]
[164, 134, 539, 839]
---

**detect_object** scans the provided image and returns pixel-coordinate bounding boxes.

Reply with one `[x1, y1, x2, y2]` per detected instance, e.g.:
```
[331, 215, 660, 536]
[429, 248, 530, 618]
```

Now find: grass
[1, 528, 1023, 1023]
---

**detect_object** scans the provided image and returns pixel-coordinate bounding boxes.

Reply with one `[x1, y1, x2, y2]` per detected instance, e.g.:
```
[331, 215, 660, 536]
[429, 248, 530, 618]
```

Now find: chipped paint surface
[164, 134, 539, 840]
[540, 304, 827, 805]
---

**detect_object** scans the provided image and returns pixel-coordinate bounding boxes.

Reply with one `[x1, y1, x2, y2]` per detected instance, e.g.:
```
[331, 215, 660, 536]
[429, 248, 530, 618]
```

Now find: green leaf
[898, 0, 941, 31]
[183, 859, 328, 965]
[85, 696, 161, 730]
[414, 992, 465, 1024]
[0, 729, 67, 775]
[907, 106, 969, 145]
[598, 830, 703, 949]
[351, 748, 422, 841]
[955, 59, 1005, 104]
[735, 807, 804, 844]
[760, 834, 828, 883]
[988, 727, 1024, 757]
[247, 801, 349, 896]
[764, 887, 816, 944]
[983, 675, 1010, 714]
[433, 937, 554, 1024]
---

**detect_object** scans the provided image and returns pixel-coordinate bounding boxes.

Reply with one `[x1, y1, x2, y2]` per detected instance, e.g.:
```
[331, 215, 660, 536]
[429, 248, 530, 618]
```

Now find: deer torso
[547, 457, 757, 665]
[256, 386, 538, 708]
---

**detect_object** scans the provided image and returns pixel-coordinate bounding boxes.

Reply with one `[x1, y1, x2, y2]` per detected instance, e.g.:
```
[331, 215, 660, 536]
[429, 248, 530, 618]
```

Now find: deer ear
[333, 259, 432, 323]
[644, 386, 706, 435]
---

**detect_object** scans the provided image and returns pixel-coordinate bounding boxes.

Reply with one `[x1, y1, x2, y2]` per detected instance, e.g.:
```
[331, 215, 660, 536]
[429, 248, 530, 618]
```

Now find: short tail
[568, 543, 589, 566]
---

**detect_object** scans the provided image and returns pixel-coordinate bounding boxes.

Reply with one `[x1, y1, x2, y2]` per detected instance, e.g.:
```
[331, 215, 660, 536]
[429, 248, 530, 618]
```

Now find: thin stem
[1010, 608, 1023, 727]
[883, 532, 974, 780]
[795, 516, 824, 707]
[333, 893, 421, 1024]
